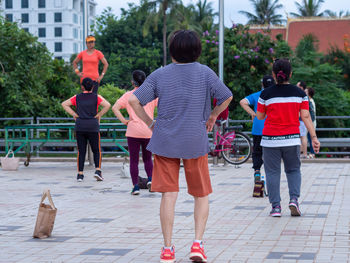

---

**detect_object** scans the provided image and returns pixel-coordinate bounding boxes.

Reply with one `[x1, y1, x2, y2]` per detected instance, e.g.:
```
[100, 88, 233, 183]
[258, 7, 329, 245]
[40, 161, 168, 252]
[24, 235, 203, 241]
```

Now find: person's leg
[160, 192, 178, 247]
[263, 147, 282, 207]
[127, 137, 141, 186]
[281, 145, 301, 201]
[252, 135, 263, 171]
[76, 131, 88, 174]
[140, 138, 153, 180]
[194, 195, 209, 240]
[307, 132, 315, 155]
[152, 155, 181, 248]
[87, 132, 101, 170]
[87, 132, 103, 180]
[300, 136, 307, 158]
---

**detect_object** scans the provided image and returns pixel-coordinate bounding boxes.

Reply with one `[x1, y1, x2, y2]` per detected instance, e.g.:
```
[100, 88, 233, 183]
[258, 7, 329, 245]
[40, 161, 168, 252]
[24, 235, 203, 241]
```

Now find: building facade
[1, 0, 97, 61]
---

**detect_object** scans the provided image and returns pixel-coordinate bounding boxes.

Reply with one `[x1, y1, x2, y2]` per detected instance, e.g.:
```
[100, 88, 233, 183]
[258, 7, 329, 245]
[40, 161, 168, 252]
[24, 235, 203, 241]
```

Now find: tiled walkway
[0, 161, 349, 262]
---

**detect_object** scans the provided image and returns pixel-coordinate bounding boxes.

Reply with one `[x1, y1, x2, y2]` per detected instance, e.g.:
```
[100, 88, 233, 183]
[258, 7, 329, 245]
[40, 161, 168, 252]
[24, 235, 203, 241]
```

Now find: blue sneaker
[131, 184, 140, 195]
[289, 198, 301, 216]
[270, 206, 281, 217]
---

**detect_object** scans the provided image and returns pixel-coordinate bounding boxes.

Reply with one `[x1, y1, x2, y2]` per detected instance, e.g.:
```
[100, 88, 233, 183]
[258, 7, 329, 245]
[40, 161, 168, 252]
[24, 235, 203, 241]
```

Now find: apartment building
[1, 0, 97, 61]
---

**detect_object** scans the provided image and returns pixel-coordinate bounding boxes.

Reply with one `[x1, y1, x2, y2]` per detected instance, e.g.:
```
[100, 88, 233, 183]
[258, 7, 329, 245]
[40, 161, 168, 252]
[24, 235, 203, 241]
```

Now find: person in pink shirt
[112, 70, 158, 195]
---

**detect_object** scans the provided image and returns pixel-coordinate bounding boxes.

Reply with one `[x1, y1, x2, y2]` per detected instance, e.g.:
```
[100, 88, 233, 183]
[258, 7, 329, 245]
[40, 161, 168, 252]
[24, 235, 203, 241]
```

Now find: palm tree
[143, 0, 181, 66]
[324, 10, 350, 18]
[192, 0, 218, 32]
[290, 0, 325, 17]
[239, 0, 285, 25]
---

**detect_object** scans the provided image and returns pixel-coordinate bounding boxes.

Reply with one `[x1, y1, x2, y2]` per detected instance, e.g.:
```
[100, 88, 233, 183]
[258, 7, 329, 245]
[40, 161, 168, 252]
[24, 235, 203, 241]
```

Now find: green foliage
[295, 33, 319, 59]
[98, 83, 127, 118]
[0, 17, 78, 118]
[200, 24, 276, 119]
[290, 0, 325, 17]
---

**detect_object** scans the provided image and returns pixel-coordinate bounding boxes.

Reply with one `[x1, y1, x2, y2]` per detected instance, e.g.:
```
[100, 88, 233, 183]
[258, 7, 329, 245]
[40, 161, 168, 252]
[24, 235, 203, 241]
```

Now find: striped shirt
[257, 84, 309, 147]
[133, 62, 232, 159]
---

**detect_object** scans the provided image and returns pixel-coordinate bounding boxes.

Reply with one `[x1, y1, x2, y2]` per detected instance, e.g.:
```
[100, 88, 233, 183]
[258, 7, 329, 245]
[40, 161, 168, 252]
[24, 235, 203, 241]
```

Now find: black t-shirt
[71, 93, 100, 132]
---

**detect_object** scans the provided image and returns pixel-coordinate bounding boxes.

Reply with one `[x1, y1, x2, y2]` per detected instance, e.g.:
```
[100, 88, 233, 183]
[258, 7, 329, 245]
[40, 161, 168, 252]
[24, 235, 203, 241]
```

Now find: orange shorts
[151, 154, 212, 197]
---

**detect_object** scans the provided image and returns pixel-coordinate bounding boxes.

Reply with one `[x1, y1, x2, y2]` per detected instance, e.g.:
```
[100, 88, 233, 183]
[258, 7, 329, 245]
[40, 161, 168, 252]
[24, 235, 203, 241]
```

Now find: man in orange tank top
[72, 35, 109, 94]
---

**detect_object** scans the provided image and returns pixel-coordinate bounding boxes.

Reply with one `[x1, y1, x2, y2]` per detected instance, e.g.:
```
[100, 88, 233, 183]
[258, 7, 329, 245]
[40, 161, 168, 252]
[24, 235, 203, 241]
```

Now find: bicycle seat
[225, 125, 243, 131]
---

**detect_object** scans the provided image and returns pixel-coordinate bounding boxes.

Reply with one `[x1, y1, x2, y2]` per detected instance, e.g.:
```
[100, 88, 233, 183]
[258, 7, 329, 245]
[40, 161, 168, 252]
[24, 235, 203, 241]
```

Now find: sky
[95, 0, 349, 26]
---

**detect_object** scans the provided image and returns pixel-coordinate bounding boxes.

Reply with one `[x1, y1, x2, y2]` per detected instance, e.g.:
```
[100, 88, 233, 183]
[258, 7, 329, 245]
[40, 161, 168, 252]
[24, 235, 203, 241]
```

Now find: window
[41, 42, 46, 46]
[38, 13, 45, 23]
[73, 43, 78, 53]
[55, 56, 62, 60]
[55, 42, 62, 52]
[23, 28, 29, 33]
[73, 28, 78, 39]
[5, 14, 13, 22]
[73, 13, 78, 24]
[5, 0, 13, 9]
[54, 27, 62, 37]
[54, 12, 62, 22]
[38, 28, 46, 37]
[21, 0, 29, 8]
[21, 13, 29, 23]
[38, 0, 45, 8]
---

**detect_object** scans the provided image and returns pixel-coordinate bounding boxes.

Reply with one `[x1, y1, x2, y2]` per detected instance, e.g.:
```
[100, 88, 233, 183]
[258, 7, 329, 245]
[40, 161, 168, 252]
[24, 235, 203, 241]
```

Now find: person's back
[74, 92, 100, 132]
[138, 62, 229, 159]
[260, 84, 307, 143]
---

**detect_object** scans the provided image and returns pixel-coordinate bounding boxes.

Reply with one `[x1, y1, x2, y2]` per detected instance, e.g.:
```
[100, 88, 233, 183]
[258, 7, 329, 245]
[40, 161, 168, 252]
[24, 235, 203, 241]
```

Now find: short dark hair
[307, 87, 315, 98]
[298, 81, 307, 90]
[81, 77, 94, 91]
[169, 30, 202, 63]
[132, 70, 146, 87]
[262, 75, 275, 89]
[272, 59, 292, 84]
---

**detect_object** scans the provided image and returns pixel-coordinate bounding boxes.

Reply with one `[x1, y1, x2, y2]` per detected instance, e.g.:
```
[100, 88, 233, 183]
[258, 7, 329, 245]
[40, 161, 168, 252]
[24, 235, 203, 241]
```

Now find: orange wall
[248, 19, 350, 53]
[287, 19, 350, 53]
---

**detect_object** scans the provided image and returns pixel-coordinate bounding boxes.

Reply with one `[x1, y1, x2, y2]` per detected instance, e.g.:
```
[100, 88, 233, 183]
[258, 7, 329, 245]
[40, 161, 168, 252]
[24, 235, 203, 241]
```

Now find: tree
[324, 10, 350, 18]
[290, 0, 325, 17]
[239, 0, 285, 25]
[0, 17, 78, 118]
[143, 0, 181, 66]
[192, 0, 218, 32]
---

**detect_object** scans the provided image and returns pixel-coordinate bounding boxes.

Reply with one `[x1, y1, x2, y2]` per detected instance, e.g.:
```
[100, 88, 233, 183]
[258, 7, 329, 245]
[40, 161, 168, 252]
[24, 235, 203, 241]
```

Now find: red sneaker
[160, 246, 175, 263]
[190, 242, 207, 262]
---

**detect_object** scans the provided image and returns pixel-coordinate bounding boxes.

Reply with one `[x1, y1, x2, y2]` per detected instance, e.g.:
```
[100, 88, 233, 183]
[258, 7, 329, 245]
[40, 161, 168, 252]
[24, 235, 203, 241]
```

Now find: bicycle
[209, 120, 252, 165]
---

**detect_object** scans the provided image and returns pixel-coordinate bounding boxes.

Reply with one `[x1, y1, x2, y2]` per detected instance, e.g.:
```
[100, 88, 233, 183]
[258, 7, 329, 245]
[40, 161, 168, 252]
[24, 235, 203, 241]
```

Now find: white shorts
[299, 121, 307, 137]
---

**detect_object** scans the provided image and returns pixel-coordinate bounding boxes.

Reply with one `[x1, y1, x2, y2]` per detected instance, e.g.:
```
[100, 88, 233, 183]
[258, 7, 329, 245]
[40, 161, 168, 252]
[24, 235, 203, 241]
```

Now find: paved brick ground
[0, 161, 349, 262]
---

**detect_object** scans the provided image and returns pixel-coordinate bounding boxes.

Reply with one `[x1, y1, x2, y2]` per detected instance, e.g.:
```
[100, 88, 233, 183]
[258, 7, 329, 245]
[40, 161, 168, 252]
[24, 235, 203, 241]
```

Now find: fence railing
[1, 116, 349, 156]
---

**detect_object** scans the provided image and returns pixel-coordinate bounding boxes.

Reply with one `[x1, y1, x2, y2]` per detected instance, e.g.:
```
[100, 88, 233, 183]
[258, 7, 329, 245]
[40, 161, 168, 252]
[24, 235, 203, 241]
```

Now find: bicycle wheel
[221, 131, 251, 165]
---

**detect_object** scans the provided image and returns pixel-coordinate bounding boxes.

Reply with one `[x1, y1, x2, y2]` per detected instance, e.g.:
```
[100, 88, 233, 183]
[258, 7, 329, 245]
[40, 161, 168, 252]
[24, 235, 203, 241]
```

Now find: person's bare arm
[61, 99, 78, 119]
[129, 94, 154, 130]
[112, 102, 129, 125]
[95, 95, 111, 120]
[301, 109, 320, 153]
[97, 57, 109, 82]
[72, 56, 83, 78]
[206, 96, 233, 132]
[256, 111, 266, 120]
[240, 98, 256, 121]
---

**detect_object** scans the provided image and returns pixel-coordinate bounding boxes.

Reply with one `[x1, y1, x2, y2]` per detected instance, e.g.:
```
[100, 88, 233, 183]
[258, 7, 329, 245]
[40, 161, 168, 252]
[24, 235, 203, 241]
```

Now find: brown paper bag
[33, 189, 57, 238]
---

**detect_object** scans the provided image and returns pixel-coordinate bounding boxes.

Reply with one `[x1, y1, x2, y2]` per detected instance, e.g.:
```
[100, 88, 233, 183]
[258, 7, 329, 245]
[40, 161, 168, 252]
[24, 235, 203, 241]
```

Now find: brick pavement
[0, 161, 349, 262]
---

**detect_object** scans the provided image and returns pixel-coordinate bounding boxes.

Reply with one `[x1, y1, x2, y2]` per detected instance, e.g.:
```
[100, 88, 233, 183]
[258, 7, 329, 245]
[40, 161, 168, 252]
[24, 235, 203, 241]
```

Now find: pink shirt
[117, 88, 158, 138]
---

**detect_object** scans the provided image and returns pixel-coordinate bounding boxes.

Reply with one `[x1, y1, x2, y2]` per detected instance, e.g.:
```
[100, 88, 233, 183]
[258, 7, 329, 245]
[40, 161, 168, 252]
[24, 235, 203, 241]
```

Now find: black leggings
[252, 135, 263, 171]
[76, 131, 101, 172]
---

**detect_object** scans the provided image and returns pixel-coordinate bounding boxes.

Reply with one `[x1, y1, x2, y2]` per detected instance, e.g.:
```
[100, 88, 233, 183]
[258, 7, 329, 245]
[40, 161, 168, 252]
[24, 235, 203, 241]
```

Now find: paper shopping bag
[33, 189, 57, 238]
[0, 150, 20, 171]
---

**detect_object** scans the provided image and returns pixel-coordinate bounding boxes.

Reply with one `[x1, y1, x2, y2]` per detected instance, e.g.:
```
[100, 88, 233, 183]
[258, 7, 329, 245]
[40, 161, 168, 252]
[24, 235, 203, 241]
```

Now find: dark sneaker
[270, 206, 281, 217]
[289, 198, 301, 216]
[131, 185, 140, 195]
[94, 170, 104, 181]
[77, 174, 84, 182]
[254, 171, 261, 182]
[147, 178, 152, 192]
